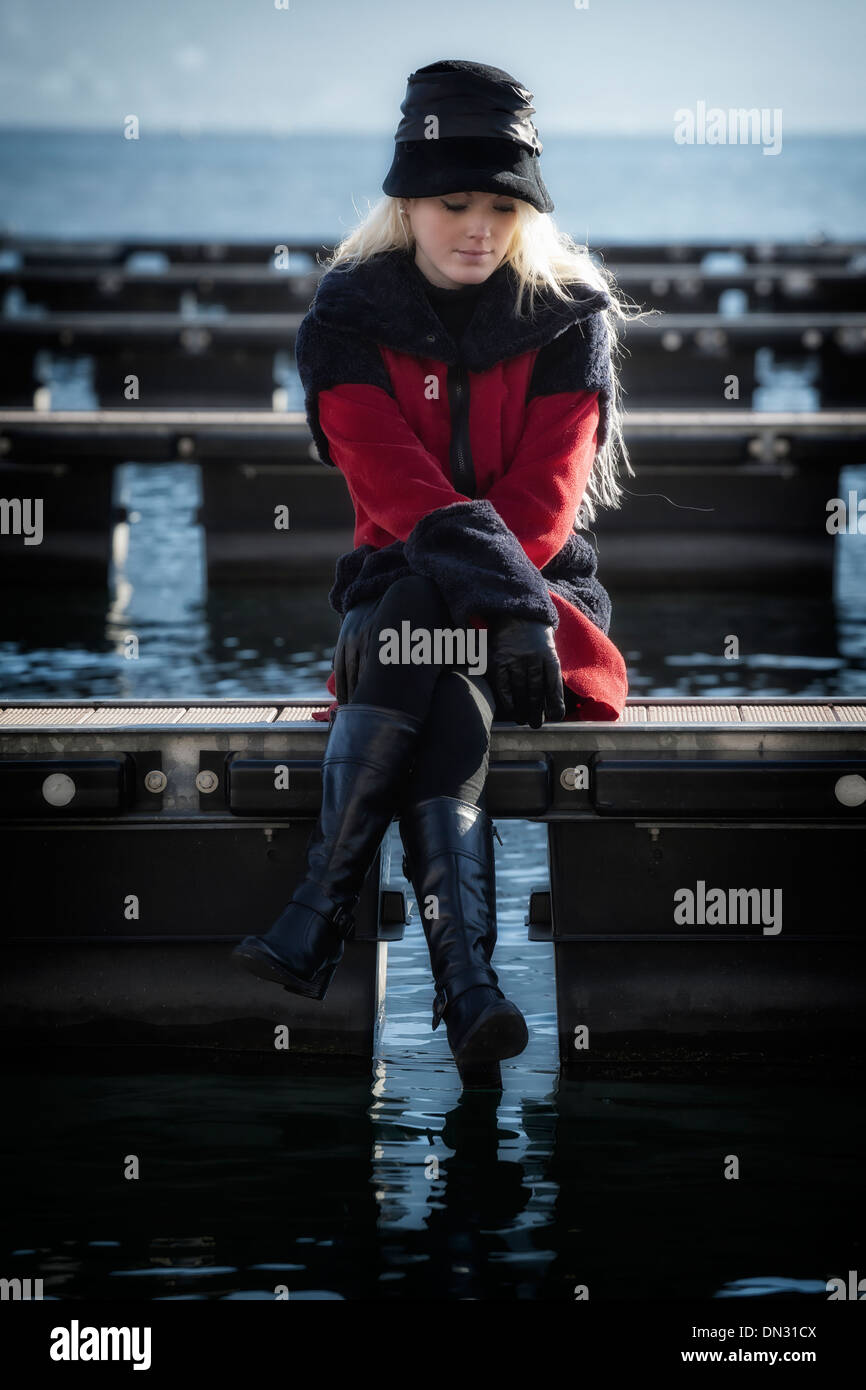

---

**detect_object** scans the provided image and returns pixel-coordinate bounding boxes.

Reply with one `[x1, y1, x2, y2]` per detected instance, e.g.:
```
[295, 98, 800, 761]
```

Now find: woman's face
[403, 191, 520, 289]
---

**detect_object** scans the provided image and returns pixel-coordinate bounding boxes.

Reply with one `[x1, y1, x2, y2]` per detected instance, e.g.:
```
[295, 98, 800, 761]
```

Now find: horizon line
[1, 123, 865, 139]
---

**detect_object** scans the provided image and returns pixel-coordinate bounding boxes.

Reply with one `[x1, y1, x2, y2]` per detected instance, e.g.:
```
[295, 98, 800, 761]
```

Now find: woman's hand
[333, 597, 380, 704]
[488, 615, 566, 728]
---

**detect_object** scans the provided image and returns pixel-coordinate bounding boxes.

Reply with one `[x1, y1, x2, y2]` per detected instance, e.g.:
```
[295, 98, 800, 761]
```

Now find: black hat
[382, 59, 554, 215]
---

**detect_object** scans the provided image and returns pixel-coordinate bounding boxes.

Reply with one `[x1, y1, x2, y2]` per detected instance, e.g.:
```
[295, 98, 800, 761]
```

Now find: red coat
[295, 248, 629, 723]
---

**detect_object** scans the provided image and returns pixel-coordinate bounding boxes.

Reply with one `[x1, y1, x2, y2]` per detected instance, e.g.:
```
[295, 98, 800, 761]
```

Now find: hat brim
[382, 136, 554, 215]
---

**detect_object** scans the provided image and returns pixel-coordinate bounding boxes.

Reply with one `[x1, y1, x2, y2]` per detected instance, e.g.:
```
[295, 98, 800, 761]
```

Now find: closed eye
[441, 200, 515, 214]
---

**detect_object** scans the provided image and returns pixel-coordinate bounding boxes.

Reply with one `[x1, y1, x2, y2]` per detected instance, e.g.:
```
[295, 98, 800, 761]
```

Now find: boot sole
[231, 939, 336, 1001]
[454, 1002, 529, 1067]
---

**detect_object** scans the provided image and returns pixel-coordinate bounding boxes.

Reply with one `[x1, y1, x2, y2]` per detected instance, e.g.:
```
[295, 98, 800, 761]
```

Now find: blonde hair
[317, 195, 651, 526]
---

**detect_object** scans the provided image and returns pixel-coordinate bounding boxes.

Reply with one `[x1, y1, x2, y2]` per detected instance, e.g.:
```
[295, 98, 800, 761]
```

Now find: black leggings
[349, 575, 496, 810]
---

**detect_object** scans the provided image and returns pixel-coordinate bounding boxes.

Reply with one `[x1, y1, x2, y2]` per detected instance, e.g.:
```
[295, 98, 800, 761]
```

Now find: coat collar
[310, 247, 612, 372]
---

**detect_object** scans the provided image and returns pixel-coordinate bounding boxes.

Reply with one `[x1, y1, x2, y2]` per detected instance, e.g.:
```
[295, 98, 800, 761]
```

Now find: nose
[465, 212, 495, 236]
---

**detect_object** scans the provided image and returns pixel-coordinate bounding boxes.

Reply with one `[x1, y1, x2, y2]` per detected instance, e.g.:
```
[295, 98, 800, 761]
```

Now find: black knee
[350, 576, 453, 720]
[401, 668, 495, 807]
[373, 575, 452, 630]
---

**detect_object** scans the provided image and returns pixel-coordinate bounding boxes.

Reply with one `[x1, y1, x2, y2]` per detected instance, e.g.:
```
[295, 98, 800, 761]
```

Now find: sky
[0, 0, 863, 136]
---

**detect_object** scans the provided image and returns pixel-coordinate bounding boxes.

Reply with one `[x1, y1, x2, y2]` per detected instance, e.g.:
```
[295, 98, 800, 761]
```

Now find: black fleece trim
[294, 314, 394, 470]
[527, 313, 613, 449]
[328, 540, 413, 613]
[329, 511, 611, 636]
[527, 313, 611, 398]
[541, 532, 611, 636]
[403, 499, 559, 629]
[309, 247, 613, 372]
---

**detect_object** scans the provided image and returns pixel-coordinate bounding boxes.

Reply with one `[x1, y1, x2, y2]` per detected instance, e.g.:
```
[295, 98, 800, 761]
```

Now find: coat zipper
[446, 361, 476, 497]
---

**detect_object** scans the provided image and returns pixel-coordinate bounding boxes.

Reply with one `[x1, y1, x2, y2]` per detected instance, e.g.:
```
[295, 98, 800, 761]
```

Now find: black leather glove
[333, 597, 380, 704]
[488, 615, 566, 728]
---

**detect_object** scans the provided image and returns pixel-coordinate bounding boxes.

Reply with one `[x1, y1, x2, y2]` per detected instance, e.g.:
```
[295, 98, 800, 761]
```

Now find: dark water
[1, 1063, 861, 1301]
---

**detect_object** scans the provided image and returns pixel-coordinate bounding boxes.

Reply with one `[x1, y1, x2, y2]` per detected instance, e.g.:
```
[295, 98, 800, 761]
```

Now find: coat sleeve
[296, 310, 470, 542]
[482, 311, 613, 569]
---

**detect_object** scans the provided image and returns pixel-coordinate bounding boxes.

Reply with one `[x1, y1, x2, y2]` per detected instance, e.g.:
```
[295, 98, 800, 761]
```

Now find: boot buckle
[431, 967, 501, 1031]
[432, 986, 448, 1030]
[292, 879, 356, 937]
[331, 901, 355, 936]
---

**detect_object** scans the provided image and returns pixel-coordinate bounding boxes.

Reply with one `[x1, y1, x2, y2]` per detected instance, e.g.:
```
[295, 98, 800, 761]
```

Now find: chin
[452, 256, 495, 276]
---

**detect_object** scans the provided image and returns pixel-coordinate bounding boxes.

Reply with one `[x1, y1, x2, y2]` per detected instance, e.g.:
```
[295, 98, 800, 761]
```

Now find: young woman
[234, 59, 636, 1082]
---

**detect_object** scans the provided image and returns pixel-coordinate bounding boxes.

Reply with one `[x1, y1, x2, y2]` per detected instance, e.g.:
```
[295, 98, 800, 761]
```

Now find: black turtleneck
[418, 274, 487, 349]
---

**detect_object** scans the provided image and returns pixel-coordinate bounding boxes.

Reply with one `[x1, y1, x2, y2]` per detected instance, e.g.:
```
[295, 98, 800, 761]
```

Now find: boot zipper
[446, 361, 476, 497]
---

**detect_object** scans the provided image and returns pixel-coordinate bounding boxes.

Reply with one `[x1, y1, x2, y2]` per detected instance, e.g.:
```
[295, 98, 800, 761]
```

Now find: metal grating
[616, 705, 646, 722]
[275, 705, 333, 722]
[745, 704, 837, 723]
[178, 706, 278, 724]
[647, 705, 742, 722]
[832, 706, 866, 722]
[77, 706, 187, 726]
[1, 701, 865, 729]
[0, 707, 96, 727]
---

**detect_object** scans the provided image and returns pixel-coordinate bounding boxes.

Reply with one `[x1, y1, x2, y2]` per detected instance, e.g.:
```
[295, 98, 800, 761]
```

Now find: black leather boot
[233, 702, 425, 998]
[399, 795, 529, 1076]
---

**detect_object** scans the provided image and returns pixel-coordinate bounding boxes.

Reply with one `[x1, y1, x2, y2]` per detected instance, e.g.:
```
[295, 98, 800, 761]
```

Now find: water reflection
[2, 1062, 860, 1300]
